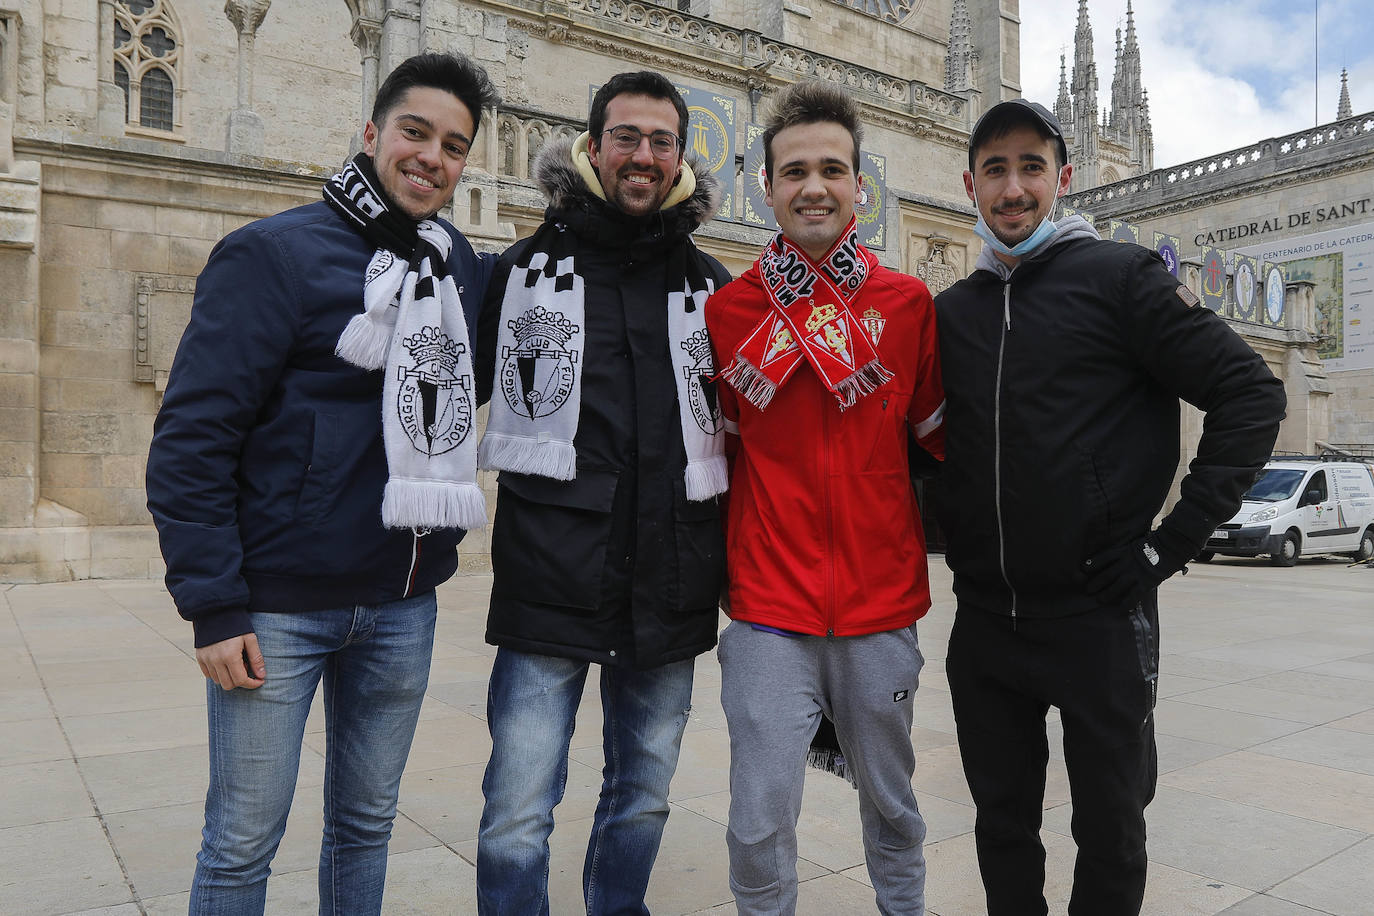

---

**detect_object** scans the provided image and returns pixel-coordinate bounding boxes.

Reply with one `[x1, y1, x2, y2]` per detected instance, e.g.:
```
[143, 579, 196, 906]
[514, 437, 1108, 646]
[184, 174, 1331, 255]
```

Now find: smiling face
[588, 92, 684, 217]
[363, 86, 476, 221]
[964, 123, 1072, 260]
[765, 120, 863, 262]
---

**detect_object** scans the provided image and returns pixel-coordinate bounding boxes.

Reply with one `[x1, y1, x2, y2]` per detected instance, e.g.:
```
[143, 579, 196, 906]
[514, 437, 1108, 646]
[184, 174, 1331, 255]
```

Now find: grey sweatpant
[718, 620, 928, 915]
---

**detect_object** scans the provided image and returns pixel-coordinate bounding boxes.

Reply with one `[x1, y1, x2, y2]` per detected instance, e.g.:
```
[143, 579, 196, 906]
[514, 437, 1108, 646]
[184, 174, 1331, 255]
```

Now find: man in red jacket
[705, 80, 945, 914]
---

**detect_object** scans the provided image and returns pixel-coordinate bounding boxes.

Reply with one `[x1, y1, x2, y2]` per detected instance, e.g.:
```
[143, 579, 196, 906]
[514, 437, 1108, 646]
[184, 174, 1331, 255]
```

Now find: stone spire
[1139, 87, 1153, 170]
[1338, 68, 1352, 120]
[944, 0, 974, 93]
[1055, 52, 1072, 126]
[1109, 24, 1123, 130]
[1070, 0, 1099, 187]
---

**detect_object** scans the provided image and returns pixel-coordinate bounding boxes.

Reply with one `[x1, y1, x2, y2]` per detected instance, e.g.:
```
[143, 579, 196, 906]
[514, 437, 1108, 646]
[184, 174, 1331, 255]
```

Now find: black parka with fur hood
[475, 136, 733, 669]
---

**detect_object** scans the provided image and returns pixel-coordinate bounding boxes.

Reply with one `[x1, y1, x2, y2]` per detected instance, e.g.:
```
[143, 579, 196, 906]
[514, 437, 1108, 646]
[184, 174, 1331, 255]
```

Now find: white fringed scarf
[323, 153, 485, 530]
[478, 133, 727, 501]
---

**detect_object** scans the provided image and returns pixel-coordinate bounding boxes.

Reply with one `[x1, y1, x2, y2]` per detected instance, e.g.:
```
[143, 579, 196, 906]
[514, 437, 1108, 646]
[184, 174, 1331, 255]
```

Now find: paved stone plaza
[3, 558, 1373, 915]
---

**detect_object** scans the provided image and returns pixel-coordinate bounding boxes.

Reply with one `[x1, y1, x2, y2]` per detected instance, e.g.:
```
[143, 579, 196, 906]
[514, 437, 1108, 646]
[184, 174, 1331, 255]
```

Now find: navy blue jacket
[147, 201, 494, 647]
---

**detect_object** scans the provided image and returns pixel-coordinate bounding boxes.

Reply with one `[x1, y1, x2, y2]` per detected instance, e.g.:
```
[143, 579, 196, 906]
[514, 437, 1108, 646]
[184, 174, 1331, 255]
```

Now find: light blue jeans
[476, 648, 695, 915]
[190, 591, 437, 916]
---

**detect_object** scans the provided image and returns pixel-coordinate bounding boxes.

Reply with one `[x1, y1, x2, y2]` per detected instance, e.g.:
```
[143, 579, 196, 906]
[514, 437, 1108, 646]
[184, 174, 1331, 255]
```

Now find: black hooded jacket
[475, 138, 732, 669]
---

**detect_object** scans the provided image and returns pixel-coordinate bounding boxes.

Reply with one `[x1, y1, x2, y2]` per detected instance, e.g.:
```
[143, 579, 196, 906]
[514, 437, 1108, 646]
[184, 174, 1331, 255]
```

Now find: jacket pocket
[671, 479, 725, 612]
[491, 469, 619, 611]
[859, 391, 912, 473]
[296, 411, 340, 527]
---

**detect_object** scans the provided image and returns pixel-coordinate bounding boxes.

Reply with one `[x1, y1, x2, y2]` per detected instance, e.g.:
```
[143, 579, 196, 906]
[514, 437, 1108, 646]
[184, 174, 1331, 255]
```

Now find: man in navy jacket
[146, 53, 496, 914]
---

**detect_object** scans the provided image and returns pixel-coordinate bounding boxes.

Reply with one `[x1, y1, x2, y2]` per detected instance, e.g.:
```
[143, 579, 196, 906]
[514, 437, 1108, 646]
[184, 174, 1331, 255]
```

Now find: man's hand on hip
[196, 633, 267, 690]
[1083, 529, 1192, 610]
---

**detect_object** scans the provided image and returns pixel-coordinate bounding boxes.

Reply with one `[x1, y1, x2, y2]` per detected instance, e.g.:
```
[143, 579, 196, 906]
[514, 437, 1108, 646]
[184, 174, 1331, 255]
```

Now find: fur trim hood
[533, 132, 722, 231]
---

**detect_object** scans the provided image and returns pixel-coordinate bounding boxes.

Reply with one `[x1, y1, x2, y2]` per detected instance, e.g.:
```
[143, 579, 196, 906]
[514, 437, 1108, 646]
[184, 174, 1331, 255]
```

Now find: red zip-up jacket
[705, 261, 946, 636]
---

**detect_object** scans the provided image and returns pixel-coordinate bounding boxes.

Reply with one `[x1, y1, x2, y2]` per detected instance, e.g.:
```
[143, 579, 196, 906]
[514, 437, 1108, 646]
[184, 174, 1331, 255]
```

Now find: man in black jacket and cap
[472, 70, 731, 914]
[934, 98, 1287, 915]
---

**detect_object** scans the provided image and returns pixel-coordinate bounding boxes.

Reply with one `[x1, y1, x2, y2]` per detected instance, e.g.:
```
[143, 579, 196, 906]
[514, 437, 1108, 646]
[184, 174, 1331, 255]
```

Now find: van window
[1300, 470, 1328, 506]
[1244, 468, 1304, 501]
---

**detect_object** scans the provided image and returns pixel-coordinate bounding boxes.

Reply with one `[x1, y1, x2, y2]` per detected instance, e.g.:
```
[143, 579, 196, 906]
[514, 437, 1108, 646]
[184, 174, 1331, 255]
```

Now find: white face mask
[971, 165, 1067, 259]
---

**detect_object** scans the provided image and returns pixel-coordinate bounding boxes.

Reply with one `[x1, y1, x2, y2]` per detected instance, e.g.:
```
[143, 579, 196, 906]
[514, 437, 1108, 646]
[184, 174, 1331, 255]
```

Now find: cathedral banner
[1232, 253, 1259, 322]
[857, 151, 887, 250]
[1199, 246, 1228, 314]
[1240, 222, 1374, 371]
[742, 124, 777, 231]
[1109, 219, 1140, 245]
[1153, 232, 1181, 277]
[1261, 262, 1286, 328]
[681, 85, 736, 221]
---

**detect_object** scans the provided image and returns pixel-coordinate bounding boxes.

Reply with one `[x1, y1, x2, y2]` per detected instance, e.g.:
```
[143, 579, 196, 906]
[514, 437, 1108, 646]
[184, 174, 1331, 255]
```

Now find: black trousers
[946, 596, 1160, 916]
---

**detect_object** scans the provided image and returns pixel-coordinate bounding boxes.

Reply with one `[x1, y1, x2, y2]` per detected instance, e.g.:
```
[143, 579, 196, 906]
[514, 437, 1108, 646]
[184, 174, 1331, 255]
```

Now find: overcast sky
[1018, 0, 1374, 170]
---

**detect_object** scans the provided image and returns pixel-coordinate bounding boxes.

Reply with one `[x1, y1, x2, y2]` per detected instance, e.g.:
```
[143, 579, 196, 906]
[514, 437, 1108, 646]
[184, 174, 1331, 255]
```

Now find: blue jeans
[190, 592, 437, 916]
[476, 648, 695, 915]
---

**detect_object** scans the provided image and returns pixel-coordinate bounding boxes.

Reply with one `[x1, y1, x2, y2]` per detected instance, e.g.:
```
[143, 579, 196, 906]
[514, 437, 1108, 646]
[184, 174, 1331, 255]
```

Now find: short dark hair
[761, 81, 863, 179]
[371, 52, 500, 137]
[587, 71, 690, 155]
[967, 99, 1068, 172]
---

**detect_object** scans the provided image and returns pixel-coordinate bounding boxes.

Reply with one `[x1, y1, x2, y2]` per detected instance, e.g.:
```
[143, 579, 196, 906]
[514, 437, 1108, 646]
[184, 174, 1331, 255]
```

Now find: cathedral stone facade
[0, 0, 1351, 583]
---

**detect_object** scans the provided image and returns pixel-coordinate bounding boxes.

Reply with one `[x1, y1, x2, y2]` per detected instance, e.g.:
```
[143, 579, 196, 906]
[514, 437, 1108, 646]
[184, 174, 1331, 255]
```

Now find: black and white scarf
[478, 133, 727, 501]
[323, 153, 485, 530]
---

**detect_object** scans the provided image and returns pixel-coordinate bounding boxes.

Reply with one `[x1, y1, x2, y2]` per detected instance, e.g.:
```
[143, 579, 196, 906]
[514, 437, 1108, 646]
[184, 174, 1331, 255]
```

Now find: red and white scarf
[720, 219, 892, 410]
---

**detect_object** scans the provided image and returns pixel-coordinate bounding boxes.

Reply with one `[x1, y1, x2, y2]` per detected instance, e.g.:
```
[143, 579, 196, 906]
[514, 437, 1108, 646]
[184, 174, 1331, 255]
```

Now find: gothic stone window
[830, 0, 919, 24]
[113, 0, 183, 134]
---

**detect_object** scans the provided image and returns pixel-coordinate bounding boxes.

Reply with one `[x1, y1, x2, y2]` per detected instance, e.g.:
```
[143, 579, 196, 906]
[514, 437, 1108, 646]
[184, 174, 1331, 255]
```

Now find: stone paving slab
[2, 557, 1373, 914]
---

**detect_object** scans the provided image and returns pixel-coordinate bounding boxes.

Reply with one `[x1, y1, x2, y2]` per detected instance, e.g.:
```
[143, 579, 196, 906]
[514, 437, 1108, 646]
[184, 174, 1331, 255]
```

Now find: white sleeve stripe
[913, 400, 945, 440]
[723, 417, 740, 435]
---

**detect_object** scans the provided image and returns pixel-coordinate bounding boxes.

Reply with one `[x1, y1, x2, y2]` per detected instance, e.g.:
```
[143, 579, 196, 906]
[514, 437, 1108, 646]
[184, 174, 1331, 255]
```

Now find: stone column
[0, 3, 47, 576]
[95, 0, 127, 135]
[346, 1, 382, 159]
[224, 0, 271, 156]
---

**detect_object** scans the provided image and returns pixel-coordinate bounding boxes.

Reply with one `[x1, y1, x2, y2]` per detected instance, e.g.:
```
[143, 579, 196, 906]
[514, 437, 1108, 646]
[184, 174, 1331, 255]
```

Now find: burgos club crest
[680, 329, 721, 434]
[499, 306, 579, 419]
[397, 326, 472, 457]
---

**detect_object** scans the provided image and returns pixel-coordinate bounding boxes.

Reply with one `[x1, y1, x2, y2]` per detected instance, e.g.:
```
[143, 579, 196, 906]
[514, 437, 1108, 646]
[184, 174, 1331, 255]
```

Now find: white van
[1199, 457, 1374, 566]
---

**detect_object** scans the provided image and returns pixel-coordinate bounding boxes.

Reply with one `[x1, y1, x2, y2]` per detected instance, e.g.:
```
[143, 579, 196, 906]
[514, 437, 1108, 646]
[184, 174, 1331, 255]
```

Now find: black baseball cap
[967, 98, 1068, 171]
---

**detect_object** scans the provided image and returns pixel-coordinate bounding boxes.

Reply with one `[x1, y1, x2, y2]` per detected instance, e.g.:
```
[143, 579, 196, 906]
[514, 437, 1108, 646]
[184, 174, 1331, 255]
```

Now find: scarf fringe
[684, 455, 729, 501]
[478, 433, 577, 481]
[720, 358, 778, 411]
[835, 360, 896, 411]
[381, 478, 487, 531]
[334, 312, 393, 370]
[805, 748, 857, 788]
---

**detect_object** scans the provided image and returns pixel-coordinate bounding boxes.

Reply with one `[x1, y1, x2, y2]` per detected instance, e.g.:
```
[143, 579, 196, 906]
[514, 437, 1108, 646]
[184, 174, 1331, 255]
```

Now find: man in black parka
[472, 70, 732, 914]
[934, 99, 1286, 915]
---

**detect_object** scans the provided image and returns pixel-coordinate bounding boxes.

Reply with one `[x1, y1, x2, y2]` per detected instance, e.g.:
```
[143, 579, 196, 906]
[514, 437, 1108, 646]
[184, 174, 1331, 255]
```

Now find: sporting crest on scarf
[396, 326, 472, 457]
[498, 305, 580, 420]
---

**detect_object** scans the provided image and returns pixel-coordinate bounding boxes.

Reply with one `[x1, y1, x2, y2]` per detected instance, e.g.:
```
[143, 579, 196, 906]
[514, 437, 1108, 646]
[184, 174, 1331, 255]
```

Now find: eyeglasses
[600, 125, 681, 159]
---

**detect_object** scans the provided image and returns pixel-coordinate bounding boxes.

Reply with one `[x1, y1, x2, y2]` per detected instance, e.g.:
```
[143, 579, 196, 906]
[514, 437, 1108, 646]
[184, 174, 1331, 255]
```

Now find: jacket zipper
[995, 281, 1018, 621]
[404, 526, 429, 597]
[823, 394, 837, 636]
